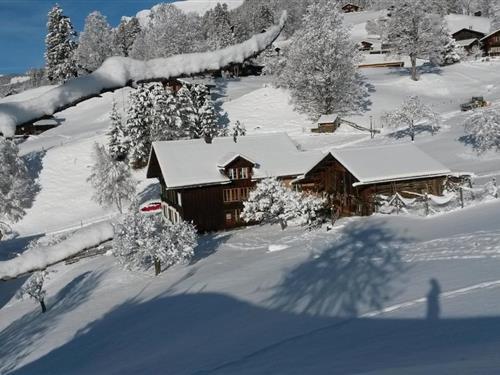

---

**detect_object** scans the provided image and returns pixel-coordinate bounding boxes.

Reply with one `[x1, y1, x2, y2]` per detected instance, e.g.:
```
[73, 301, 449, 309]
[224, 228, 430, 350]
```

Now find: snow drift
[0, 12, 286, 137]
[0, 221, 114, 280]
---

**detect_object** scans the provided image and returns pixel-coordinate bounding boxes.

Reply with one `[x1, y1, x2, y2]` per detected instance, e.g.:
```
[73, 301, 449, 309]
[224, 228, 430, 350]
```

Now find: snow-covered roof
[480, 29, 500, 41]
[456, 38, 480, 47]
[327, 143, 451, 187]
[217, 152, 256, 168]
[148, 133, 325, 189]
[318, 114, 339, 124]
[445, 14, 491, 35]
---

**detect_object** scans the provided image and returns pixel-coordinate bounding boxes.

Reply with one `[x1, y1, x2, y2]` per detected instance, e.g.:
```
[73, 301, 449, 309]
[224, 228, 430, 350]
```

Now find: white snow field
[2, 13, 500, 373]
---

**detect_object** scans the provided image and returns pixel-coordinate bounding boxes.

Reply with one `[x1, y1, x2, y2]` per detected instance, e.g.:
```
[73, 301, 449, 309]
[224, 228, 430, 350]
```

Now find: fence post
[493, 178, 498, 199]
[424, 192, 429, 216]
[459, 186, 464, 208]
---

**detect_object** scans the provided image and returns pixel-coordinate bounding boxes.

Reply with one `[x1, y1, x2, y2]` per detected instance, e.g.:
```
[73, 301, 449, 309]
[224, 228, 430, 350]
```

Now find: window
[225, 209, 243, 225]
[223, 187, 251, 203]
[228, 167, 251, 180]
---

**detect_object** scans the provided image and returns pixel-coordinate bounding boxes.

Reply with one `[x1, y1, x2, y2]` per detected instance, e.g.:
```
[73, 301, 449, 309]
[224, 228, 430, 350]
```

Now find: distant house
[296, 143, 452, 216]
[481, 29, 500, 56]
[359, 41, 374, 51]
[342, 3, 362, 13]
[146, 134, 324, 232]
[312, 115, 341, 133]
[14, 116, 62, 137]
[146, 134, 453, 231]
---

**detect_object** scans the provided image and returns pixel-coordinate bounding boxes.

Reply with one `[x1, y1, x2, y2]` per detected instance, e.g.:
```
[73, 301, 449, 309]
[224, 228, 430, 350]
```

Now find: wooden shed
[311, 114, 341, 133]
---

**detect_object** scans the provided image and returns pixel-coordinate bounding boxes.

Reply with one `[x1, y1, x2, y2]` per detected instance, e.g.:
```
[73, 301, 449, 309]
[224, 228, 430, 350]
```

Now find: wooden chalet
[481, 29, 500, 56]
[14, 116, 62, 137]
[146, 134, 453, 232]
[311, 115, 341, 133]
[452, 28, 486, 42]
[342, 3, 362, 13]
[294, 144, 451, 216]
[146, 134, 324, 232]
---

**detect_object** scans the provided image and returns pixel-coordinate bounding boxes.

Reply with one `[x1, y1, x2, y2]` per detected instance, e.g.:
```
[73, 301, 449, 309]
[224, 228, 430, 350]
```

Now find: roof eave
[352, 171, 452, 187]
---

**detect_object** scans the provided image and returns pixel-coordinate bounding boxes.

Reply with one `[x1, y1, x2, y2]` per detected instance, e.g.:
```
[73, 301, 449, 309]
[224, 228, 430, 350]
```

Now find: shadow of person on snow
[426, 278, 441, 320]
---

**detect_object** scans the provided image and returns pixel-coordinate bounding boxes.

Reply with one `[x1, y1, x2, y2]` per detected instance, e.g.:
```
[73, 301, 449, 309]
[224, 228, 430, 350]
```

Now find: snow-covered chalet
[146, 133, 452, 231]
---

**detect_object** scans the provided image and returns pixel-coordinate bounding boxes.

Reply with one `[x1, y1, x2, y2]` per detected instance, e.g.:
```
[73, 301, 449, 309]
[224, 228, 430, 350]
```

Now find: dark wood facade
[342, 4, 361, 13]
[452, 28, 485, 41]
[482, 30, 500, 56]
[296, 154, 446, 217]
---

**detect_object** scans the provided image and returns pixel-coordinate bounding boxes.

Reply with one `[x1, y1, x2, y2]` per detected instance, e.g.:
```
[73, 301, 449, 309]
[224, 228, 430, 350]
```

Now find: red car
[140, 202, 162, 213]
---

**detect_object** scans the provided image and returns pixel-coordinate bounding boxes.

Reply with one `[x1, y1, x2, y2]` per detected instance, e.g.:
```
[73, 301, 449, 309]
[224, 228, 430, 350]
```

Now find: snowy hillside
[2, 3, 500, 374]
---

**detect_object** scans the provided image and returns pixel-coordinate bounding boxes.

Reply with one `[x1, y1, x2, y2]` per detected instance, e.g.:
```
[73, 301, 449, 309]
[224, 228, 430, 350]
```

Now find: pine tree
[108, 100, 127, 160]
[16, 271, 48, 313]
[0, 138, 32, 230]
[177, 86, 196, 137]
[432, 31, 462, 66]
[381, 96, 439, 141]
[275, 1, 366, 119]
[384, 0, 448, 81]
[126, 84, 154, 168]
[198, 99, 220, 142]
[231, 120, 247, 142]
[45, 4, 78, 83]
[113, 207, 197, 276]
[150, 85, 183, 141]
[76, 11, 114, 73]
[87, 143, 137, 213]
[113, 17, 141, 57]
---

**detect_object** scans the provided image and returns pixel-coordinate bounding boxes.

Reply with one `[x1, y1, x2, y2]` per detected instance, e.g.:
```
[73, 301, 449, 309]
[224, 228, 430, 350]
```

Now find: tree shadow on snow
[20, 150, 45, 211]
[387, 124, 441, 140]
[267, 220, 408, 317]
[12, 291, 500, 375]
[190, 232, 232, 265]
[0, 270, 104, 374]
[136, 182, 161, 205]
[212, 77, 233, 131]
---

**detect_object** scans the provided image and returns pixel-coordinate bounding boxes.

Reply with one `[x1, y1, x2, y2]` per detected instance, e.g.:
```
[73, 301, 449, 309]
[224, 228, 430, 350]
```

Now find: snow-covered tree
[87, 143, 136, 213]
[177, 86, 196, 136]
[384, 0, 448, 81]
[150, 85, 183, 141]
[491, 3, 500, 32]
[130, 4, 203, 60]
[125, 84, 154, 167]
[272, 0, 314, 37]
[275, 1, 366, 119]
[44, 4, 78, 83]
[113, 17, 141, 57]
[76, 11, 114, 73]
[231, 120, 246, 142]
[0, 138, 32, 233]
[464, 107, 500, 154]
[107, 100, 127, 160]
[241, 178, 326, 230]
[432, 31, 462, 66]
[382, 96, 440, 141]
[16, 271, 48, 313]
[197, 99, 220, 142]
[206, 3, 236, 50]
[113, 206, 197, 275]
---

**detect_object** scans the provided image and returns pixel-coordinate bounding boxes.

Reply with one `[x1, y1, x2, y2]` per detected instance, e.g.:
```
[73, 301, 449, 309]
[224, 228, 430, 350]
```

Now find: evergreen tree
[87, 143, 136, 213]
[76, 11, 114, 73]
[113, 17, 141, 57]
[464, 107, 500, 154]
[275, 0, 366, 119]
[150, 85, 183, 141]
[107, 100, 127, 160]
[198, 99, 220, 142]
[44, 4, 78, 83]
[384, 0, 448, 81]
[0, 138, 32, 230]
[126, 84, 154, 167]
[177, 86, 196, 137]
[432, 30, 462, 66]
[231, 120, 246, 142]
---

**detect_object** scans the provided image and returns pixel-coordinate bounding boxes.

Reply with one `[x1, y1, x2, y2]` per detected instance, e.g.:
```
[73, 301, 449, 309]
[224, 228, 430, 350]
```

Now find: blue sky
[0, 0, 172, 74]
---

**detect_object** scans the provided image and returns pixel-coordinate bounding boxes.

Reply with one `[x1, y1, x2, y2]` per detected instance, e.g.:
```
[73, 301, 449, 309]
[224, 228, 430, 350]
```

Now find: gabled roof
[147, 133, 325, 189]
[452, 28, 486, 38]
[480, 28, 500, 41]
[456, 38, 480, 47]
[217, 152, 256, 168]
[327, 143, 451, 187]
[318, 114, 339, 124]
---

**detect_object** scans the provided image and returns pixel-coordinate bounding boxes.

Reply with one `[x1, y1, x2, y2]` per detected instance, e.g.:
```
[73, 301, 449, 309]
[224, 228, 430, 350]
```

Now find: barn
[294, 143, 452, 216]
[146, 133, 323, 232]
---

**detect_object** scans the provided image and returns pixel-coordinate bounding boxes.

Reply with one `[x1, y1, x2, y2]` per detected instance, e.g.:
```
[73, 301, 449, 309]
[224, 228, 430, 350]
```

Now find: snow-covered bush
[274, 0, 366, 119]
[241, 178, 326, 230]
[16, 271, 49, 313]
[87, 143, 136, 213]
[433, 32, 462, 66]
[113, 206, 197, 275]
[463, 107, 500, 154]
[0, 138, 32, 235]
[231, 120, 246, 142]
[382, 96, 439, 141]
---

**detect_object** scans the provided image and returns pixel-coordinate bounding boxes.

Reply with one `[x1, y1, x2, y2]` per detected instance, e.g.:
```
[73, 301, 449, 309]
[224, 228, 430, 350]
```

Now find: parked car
[460, 96, 487, 111]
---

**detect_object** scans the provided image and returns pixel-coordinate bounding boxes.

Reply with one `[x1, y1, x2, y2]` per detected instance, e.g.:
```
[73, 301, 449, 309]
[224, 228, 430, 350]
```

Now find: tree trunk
[279, 219, 287, 231]
[40, 299, 47, 313]
[410, 54, 418, 81]
[154, 259, 161, 276]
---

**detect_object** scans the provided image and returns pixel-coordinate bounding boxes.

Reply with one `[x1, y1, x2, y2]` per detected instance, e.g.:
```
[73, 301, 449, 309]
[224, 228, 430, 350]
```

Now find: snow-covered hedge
[0, 13, 286, 137]
[0, 221, 114, 280]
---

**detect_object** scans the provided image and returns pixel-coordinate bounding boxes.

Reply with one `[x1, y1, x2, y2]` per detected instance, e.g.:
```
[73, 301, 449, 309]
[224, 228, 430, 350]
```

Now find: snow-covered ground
[2, 19, 500, 373]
